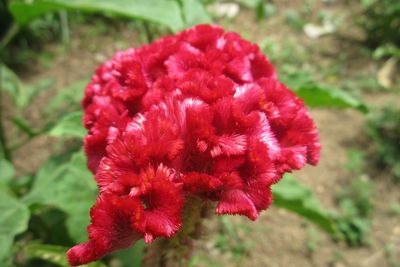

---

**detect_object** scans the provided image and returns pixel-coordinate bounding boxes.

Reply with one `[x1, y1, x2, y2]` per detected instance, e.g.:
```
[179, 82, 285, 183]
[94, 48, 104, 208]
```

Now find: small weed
[335, 175, 373, 246]
[285, 10, 306, 30]
[334, 149, 374, 246]
[344, 149, 366, 174]
[214, 217, 253, 266]
[389, 202, 400, 216]
[305, 227, 320, 255]
[368, 106, 400, 182]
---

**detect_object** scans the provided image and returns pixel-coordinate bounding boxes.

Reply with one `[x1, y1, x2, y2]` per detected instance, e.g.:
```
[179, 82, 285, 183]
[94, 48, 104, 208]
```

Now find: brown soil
[5, 0, 400, 267]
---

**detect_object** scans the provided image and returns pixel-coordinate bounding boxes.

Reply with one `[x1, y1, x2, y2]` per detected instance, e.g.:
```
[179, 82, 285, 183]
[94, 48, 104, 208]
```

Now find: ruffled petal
[216, 189, 258, 220]
[67, 194, 143, 266]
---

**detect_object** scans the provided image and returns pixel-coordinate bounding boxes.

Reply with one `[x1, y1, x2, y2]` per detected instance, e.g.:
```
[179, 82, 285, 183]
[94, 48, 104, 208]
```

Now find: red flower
[69, 24, 320, 266]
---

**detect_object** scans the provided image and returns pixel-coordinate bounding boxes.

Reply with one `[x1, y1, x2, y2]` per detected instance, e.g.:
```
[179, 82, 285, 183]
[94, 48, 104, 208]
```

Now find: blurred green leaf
[24, 243, 69, 266]
[373, 44, 400, 59]
[0, 160, 15, 183]
[49, 111, 85, 139]
[272, 174, 336, 234]
[294, 86, 368, 112]
[281, 71, 368, 113]
[23, 243, 107, 267]
[12, 117, 36, 137]
[45, 78, 88, 114]
[0, 189, 30, 263]
[285, 10, 306, 30]
[255, 2, 276, 20]
[112, 240, 145, 267]
[23, 158, 68, 205]
[24, 150, 97, 242]
[0, 64, 52, 109]
[9, 0, 185, 32]
[181, 0, 212, 27]
[234, 0, 261, 8]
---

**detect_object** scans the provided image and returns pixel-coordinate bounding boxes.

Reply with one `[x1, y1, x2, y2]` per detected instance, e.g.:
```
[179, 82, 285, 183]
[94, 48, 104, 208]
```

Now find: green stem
[0, 23, 19, 50]
[142, 197, 211, 267]
[142, 22, 154, 43]
[59, 11, 70, 46]
[9, 122, 53, 151]
[0, 67, 12, 160]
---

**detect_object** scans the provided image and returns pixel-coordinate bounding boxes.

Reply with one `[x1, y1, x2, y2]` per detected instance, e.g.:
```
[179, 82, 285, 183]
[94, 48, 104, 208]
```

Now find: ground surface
[6, 0, 400, 266]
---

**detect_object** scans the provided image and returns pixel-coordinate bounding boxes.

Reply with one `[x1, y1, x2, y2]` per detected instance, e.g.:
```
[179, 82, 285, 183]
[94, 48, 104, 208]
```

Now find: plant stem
[0, 67, 12, 161]
[0, 23, 19, 50]
[59, 11, 70, 46]
[142, 197, 211, 267]
[142, 22, 154, 43]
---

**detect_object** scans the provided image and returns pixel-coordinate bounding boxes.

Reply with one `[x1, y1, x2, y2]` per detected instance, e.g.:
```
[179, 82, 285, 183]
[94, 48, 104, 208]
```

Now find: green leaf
[112, 241, 145, 267]
[294, 86, 368, 112]
[0, 190, 30, 263]
[272, 174, 336, 234]
[256, 2, 276, 20]
[49, 111, 86, 139]
[12, 117, 37, 137]
[234, 0, 262, 8]
[45, 78, 88, 114]
[22, 158, 69, 206]
[0, 160, 15, 183]
[9, 0, 185, 32]
[0, 64, 52, 109]
[181, 0, 212, 27]
[24, 150, 98, 242]
[23, 243, 107, 267]
[281, 71, 368, 113]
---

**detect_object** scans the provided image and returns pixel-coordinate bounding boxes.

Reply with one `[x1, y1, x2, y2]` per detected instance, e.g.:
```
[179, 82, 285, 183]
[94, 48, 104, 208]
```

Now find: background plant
[360, 0, 400, 50]
[368, 106, 400, 182]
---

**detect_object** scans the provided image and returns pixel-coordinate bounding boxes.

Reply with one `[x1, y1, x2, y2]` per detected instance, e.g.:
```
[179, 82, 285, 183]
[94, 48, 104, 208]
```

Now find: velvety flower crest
[68, 24, 320, 266]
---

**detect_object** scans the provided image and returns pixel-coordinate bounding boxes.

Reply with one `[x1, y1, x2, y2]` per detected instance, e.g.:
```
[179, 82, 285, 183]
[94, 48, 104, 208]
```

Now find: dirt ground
[7, 0, 400, 266]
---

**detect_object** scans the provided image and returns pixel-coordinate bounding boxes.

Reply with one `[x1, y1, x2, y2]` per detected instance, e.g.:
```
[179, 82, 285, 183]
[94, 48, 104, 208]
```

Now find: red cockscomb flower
[67, 24, 320, 266]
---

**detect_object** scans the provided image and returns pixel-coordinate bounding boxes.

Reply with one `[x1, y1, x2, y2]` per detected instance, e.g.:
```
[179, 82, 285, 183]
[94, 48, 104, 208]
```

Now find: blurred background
[0, 0, 399, 266]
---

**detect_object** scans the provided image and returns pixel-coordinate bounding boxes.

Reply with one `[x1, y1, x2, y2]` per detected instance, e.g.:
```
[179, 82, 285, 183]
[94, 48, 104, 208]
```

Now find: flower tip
[144, 233, 155, 243]
[67, 242, 105, 267]
[215, 190, 259, 221]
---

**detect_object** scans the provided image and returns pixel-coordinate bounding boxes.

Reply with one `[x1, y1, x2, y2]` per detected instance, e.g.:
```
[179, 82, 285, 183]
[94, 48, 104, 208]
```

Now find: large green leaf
[9, 0, 185, 32]
[49, 111, 86, 139]
[272, 174, 336, 234]
[0, 190, 30, 263]
[23, 243, 107, 267]
[0, 64, 52, 109]
[293, 85, 368, 113]
[0, 160, 15, 183]
[181, 0, 212, 27]
[24, 150, 97, 242]
[280, 71, 368, 113]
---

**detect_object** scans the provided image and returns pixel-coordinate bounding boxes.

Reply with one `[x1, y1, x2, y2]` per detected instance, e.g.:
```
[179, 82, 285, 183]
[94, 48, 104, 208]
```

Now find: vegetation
[0, 0, 398, 266]
[368, 107, 400, 182]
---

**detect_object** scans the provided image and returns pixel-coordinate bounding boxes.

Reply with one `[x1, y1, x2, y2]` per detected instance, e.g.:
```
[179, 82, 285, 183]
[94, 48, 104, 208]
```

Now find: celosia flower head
[68, 24, 320, 266]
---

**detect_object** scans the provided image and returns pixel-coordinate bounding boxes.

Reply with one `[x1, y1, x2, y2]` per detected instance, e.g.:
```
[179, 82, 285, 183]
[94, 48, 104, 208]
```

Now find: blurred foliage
[0, 184, 30, 266]
[0, 0, 211, 67]
[234, 0, 276, 20]
[273, 174, 336, 234]
[368, 106, 400, 182]
[280, 69, 368, 113]
[360, 0, 400, 49]
[335, 176, 374, 246]
[0, 64, 53, 109]
[333, 149, 374, 247]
